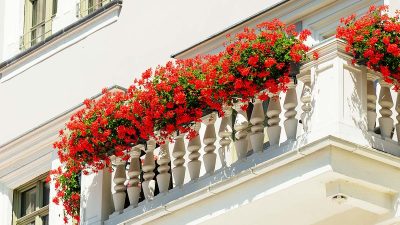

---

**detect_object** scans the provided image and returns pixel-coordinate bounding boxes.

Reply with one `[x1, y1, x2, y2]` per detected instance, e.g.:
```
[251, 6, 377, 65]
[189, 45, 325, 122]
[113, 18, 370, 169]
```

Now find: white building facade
[1, 0, 400, 224]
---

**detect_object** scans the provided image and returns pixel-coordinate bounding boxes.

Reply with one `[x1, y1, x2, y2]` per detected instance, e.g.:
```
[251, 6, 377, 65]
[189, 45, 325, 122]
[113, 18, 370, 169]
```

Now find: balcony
[78, 0, 114, 18]
[80, 39, 400, 225]
[20, 18, 53, 51]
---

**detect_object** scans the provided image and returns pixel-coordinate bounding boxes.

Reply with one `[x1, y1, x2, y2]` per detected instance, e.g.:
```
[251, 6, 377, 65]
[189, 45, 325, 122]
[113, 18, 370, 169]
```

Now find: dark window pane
[32, 0, 38, 26]
[88, 0, 94, 13]
[52, 0, 57, 15]
[43, 181, 50, 206]
[20, 187, 36, 217]
[42, 214, 49, 225]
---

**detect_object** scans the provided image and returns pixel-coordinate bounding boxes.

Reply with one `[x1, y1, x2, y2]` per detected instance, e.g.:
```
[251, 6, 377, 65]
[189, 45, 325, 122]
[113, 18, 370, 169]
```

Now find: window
[13, 173, 50, 225]
[21, 0, 57, 50]
[78, 0, 111, 17]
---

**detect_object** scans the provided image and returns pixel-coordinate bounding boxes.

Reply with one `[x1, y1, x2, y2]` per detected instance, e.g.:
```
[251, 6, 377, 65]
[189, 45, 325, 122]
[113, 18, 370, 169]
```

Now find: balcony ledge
[0, 0, 122, 83]
[105, 131, 400, 225]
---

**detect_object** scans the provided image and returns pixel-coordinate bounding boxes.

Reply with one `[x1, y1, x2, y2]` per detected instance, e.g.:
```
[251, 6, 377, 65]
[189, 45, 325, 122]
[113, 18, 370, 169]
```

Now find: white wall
[0, 0, 282, 145]
[0, 182, 13, 225]
[1, 0, 24, 61]
[52, 0, 79, 34]
[0, 0, 5, 61]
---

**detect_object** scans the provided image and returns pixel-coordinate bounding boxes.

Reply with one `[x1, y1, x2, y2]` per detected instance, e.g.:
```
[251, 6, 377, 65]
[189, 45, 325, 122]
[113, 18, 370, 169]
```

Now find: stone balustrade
[91, 39, 400, 223]
[106, 79, 303, 217]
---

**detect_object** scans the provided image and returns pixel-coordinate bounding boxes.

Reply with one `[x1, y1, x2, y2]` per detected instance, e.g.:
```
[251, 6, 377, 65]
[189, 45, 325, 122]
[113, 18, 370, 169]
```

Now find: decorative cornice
[171, 0, 338, 59]
[170, 0, 290, 58]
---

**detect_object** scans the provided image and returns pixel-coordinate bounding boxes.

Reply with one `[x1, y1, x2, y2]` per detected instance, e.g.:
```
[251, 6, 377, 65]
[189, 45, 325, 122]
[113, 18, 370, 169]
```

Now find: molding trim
[171, 0, 337, 59]
[0, 85, 126, 189]
[0, 1, 123, 83]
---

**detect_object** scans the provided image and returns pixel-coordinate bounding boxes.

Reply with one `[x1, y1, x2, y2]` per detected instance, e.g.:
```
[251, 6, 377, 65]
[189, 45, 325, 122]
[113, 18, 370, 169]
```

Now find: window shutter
[22, 0, 33, 49]
[80, 0, 89, 17]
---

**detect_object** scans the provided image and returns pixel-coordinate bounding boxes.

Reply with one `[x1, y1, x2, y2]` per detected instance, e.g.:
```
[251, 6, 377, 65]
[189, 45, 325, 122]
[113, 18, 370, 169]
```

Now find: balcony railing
[79, 38, 400, 224]
[77, 0, 113, 18]
[20, 18, 53, 50]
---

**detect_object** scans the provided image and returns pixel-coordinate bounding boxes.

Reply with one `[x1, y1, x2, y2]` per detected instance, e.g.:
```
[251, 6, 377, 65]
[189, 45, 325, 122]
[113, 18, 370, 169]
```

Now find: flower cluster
[224, 19, 311, 102]
[54, 89, 139, 173]
[50, 19, 312, 223]
[337, 5, 400, 88]
[48, 164, 81, 224]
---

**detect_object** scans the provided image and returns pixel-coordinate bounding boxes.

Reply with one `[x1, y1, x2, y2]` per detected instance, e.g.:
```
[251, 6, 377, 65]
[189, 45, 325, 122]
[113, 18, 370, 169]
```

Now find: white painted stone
[202, 112, 217, 174]
[172, 134, 185, 187]
[218, 106, 233, 167]
[187, 122, 202, 180]
[267, 95, 282, 146]
[127, 147, 141, 207]
[379, 80, 394, 139]
[250, 98, 265, 152]
[284, 79, 298, 140]
[157, 141, 171, 193]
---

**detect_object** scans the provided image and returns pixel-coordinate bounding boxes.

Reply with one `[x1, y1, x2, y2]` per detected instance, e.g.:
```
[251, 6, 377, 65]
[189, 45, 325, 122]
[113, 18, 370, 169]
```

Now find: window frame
[12, 173, 50, 225]
[21, 0, 57, 50]
[78, 0, 111, 18]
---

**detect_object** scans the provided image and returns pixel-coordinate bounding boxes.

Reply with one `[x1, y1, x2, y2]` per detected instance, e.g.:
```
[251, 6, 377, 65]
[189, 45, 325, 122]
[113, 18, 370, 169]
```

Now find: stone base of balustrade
[109, 210, 123, 218]
[105, 128, 400, 225]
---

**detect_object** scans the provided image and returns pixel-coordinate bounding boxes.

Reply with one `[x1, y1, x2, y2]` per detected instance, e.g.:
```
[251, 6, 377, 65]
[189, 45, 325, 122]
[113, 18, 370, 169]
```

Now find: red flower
[248, 55, 259, 67]
[383, 36, 390, 45]
[337, 5, 399, 89]
[264, 58, 276, 68]
[313, 51, 319, 60]
[238, 67, 250, 76]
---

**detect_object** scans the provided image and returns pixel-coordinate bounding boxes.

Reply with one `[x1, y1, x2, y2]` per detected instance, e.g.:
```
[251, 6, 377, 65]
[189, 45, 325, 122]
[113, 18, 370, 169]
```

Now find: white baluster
[111, 156, 126, 213]
[157, 141, 170, 193]
[187, 123, 202, 180]
[172, 133, 186, 186]
[250, 97, 265, 153]
[234, 102, 249, 159]
[367, 73, 378, 132]
[284, 79, 298, 140]
[127, 146, 141, 208]
[218, 106, 233, 167]
[299, 74, 312, 132]
[378, 80, 394, 139]
[142, 139, 156, 200]
[267, 94, 282, 146]
[202, 112, 217, 174]
[396, 92, 400, 143]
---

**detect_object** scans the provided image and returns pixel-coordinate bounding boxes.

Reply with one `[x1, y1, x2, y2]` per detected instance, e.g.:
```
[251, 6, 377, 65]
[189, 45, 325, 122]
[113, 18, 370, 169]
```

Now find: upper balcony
[80, 38, 400, 225]
[0, 0, 122, 83]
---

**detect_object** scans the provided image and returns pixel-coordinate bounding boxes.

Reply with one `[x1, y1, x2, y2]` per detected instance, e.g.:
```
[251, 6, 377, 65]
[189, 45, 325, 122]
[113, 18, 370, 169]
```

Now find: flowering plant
[51, 18, 312, 223]
[53, 89, 139, 173]
[48, 163, 81, 223]
[337, 5, 400, 88]
[50, 89, 140, 223]
[224, 19, 312, 103]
